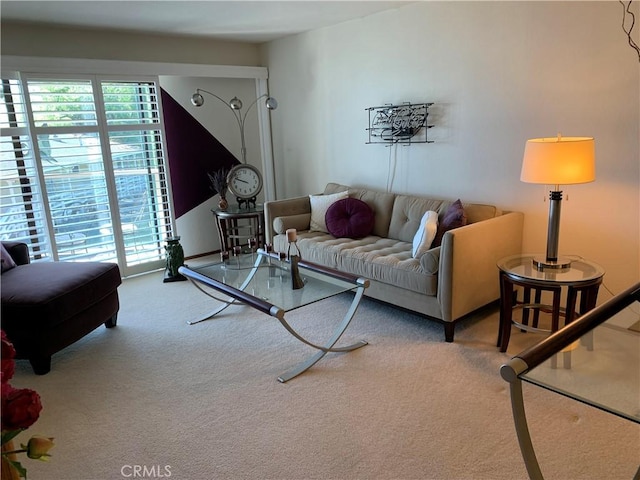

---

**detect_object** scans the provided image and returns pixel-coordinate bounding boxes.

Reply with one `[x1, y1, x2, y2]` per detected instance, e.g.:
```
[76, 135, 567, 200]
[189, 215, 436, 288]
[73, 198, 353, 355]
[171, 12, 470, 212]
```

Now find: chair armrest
[438, 211, 524, 322]
[264, 196, 311, 243]
[2, 241, 30, 265]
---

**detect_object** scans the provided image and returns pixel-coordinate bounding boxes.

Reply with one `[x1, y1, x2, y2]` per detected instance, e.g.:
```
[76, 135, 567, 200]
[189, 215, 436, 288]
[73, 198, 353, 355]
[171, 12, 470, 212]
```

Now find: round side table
[212, 204, 265, 254]
[497, 254, 605, 352]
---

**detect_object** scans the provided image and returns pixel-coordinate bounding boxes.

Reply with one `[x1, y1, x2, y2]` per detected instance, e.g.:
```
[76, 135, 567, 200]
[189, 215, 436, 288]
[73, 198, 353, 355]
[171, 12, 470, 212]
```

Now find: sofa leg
[444, 323, 455, 343]
[105, 314, 118, 328]
[29, 356, 51, 375]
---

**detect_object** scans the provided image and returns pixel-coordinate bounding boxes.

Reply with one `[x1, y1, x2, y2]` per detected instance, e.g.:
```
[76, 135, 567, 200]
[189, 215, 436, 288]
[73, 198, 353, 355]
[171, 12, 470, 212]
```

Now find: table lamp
[520, 134, 595, 269]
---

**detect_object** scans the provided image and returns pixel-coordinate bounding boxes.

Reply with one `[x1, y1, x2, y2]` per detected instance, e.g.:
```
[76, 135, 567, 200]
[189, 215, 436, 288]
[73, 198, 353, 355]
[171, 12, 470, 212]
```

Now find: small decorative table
[497, 254, 605, 352]
[212, 204, 265, 253]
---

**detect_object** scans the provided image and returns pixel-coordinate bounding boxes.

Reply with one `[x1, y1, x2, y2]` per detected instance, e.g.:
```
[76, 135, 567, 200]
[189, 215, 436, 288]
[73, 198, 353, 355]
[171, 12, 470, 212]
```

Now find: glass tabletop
[184, 251, 361, 313]
[498, 254, 605, 285]
[521, 303, 640, 423]
[212, 204, 264, 217]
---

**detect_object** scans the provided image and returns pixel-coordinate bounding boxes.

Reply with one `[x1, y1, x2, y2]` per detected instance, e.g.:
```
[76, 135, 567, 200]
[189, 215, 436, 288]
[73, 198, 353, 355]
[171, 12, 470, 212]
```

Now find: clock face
[227, 165, 263, 199]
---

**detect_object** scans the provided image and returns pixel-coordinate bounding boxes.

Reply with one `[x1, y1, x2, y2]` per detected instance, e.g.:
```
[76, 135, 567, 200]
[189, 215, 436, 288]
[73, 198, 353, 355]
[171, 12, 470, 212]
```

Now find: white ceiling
[1, 1, 413, 43]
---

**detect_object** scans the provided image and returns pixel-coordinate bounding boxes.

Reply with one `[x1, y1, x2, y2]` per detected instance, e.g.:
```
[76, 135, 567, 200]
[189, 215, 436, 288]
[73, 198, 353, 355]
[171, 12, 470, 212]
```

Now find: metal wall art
[366, 102, 434, 144]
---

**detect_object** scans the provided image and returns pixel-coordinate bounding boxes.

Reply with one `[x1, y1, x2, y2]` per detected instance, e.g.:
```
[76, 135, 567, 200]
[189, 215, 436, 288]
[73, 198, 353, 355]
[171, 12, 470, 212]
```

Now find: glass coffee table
[178, 249, 369, 383]
[500, 282, 640, 479]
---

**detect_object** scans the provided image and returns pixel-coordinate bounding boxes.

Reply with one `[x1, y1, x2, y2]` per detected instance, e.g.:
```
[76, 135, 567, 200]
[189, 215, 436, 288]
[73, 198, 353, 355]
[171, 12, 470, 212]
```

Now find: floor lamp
[520, 135, 595, 269]
[190, 89, 278, 164]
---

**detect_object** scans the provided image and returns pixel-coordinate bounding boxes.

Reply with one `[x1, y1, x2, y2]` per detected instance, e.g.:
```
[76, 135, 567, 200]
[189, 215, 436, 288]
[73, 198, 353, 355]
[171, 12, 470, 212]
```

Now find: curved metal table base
[501, 359, 544, 480]
[186, 272, 252, 325]
[180, 258, 368, 382]
[276, 284, 368, 383]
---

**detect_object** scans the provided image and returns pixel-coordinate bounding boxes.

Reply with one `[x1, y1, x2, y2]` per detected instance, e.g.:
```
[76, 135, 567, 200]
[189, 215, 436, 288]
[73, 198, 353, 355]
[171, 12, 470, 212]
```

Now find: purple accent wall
[161, 88, 239, 218]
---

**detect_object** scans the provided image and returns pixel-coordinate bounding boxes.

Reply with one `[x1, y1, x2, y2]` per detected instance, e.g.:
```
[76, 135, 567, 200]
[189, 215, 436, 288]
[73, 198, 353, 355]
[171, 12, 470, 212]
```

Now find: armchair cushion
[1, 242, 30, 266]
[1, 243, 16, 273]
[2, 262, 121, 328]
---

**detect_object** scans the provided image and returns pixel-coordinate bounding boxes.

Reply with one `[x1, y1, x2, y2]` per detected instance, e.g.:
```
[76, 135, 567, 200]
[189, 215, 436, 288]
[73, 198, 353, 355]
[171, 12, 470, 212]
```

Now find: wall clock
[227, 164, 263, 209]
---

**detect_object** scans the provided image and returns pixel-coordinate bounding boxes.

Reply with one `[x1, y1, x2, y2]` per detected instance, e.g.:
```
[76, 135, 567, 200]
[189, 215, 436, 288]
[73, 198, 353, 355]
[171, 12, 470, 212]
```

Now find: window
[0, 74, 174, 276]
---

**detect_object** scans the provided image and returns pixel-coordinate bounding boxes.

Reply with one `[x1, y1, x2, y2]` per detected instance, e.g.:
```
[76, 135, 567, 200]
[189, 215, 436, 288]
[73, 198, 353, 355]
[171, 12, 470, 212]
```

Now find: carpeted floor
[10, 265, 640, 480]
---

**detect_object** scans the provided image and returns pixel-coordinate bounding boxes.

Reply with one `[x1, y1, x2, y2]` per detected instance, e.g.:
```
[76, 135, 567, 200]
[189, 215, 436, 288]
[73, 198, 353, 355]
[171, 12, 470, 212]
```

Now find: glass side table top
[212, 204, 264, 217]
[521, 309, 640, 424]
[498, 254, 605, 285]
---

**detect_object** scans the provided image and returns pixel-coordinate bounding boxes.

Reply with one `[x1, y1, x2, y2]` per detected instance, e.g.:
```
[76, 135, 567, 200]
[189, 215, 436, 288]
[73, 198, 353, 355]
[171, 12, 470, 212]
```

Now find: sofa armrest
[2, 241, 30, 266]
[273, 213, 312, 235]
[264, 196, 311, 243]
[438, 211, 524, 322]
[419, 246, 440, 274]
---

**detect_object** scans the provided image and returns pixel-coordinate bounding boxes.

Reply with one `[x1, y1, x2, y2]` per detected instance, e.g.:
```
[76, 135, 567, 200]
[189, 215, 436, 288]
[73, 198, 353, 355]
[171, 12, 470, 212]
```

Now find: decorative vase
[1, 440, 21, 480]
[218, 197, 228, 210]
[163, 236, 187, 283]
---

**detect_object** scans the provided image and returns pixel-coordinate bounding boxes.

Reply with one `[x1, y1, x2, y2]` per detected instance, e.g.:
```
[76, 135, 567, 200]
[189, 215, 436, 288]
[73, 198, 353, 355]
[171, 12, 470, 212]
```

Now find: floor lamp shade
[520, 135, 595, 269]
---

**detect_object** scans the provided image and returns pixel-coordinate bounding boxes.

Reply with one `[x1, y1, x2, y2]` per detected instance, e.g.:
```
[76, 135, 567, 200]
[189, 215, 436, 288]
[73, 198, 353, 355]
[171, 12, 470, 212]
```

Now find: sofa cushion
[325, 198, 375, 239]
[1, 262, 121, 328]
[1, 244, 16, 273]
[309, 191, 348, 233]
[412, 211, 438, 258]
[273, 232, 438, 296]
[388, 195, 447, 242]
[464, 203, 502, 224]
[433, 199, 467, 247]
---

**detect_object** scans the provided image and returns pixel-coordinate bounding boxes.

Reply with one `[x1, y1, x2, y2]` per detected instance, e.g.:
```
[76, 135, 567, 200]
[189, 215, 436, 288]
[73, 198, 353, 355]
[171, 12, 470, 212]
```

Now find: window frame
[2, 71, 176, 276]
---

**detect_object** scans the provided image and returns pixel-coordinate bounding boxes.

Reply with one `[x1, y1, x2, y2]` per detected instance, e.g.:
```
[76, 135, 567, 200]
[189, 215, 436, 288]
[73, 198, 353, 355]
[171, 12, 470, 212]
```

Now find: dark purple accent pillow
[325, 198, 375, 239]
[433, 199, 467, 247]
[1, 243, 17, 273]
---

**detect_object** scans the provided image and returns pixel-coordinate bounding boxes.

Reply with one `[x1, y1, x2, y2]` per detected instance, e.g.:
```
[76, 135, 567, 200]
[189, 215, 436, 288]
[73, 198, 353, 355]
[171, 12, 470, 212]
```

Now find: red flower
[1, 387, 42, 431]
[1, 330, 16, 384]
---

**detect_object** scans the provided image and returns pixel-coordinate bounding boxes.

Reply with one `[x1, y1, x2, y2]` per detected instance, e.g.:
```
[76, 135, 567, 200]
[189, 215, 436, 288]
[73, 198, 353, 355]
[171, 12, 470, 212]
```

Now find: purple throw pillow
[433, 199, 467, 247]
[1, 243, 17, 273]
[325, 198, 375, 239]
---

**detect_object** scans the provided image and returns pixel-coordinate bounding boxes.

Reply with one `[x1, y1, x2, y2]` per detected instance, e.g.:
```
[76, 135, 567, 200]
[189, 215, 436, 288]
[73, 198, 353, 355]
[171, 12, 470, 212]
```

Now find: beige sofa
[264, 183, 524, 342]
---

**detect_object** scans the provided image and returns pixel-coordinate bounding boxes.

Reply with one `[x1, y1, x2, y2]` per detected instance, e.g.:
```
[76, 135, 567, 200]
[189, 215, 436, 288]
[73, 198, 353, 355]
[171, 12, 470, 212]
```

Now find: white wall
[261, 1, 640, 296]
[159, 76, 265, 256]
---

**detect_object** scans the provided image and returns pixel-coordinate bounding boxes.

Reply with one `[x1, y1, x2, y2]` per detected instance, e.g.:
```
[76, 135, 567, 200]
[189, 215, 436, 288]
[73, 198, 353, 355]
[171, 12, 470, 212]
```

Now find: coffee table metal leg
[185, 278, 249, 324]
[277, 283, 368, 383]
[184, 257, 263, 325]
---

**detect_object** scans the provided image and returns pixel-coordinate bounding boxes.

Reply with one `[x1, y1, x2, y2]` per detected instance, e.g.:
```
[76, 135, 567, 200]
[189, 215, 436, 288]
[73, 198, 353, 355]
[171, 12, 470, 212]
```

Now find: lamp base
[532, 255, 572, 270]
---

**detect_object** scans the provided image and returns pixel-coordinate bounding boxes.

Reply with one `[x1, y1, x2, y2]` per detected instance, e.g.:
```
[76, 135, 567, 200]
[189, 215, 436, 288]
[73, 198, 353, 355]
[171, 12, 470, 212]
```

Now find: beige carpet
[10, 266, 640, 480]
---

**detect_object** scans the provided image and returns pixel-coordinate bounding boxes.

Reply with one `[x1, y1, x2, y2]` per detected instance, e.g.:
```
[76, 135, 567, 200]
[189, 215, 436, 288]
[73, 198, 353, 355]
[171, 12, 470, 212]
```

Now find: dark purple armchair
[1, 241, 122, 374]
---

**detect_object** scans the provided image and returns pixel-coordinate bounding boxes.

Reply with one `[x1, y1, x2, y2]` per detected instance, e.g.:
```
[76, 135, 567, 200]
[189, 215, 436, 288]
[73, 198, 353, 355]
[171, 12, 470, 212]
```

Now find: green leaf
[1, 429, 24, 445]
[8, 458, 28, 479]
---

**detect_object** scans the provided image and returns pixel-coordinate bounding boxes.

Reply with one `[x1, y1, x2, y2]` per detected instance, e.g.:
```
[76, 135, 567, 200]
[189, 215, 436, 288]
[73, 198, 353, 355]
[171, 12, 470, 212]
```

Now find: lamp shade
[521, 136, 595, 185]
